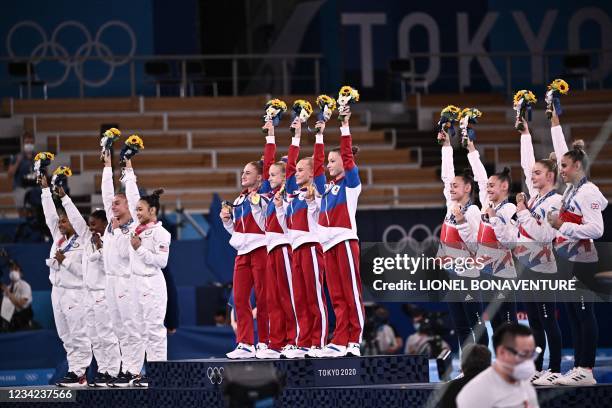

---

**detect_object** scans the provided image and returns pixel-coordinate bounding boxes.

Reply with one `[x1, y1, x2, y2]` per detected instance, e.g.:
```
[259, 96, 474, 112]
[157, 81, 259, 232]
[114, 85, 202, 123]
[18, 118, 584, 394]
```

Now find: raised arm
[286, 121, 301, 194]
[519, 121, 537, 198]
[60, 191, 90, 239]
[466, 141, 489, 208]
[550, 110, 568, 169]
[440, 135, 455, 208]
[313, 122, 326, 195]
[260, 122, 276, 194]
[122, 159, 140, 222]
[101, 152, 115, 223]
[40, 183, 61, 242]
[339, 116, 361, 190]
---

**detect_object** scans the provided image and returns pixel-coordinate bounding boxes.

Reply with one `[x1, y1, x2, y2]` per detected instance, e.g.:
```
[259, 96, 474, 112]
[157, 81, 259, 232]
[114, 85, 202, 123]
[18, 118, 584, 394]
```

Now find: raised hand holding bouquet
[33, 152, 55, 183]
[513, 90, 537, 131]
[100, 127, 121, 162]
[545, 79, 569, 119]
[262, 98, 287, 132]
[436, 105, 461, 144]
[337, 86, 359, 121]
[459, 108, 482, 148]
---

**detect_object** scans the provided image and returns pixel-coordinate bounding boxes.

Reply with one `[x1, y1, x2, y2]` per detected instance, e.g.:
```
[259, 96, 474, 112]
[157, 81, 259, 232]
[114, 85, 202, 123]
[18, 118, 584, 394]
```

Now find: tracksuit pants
[51, 286, 92, 377]
[86, 289, 121, 377]
[105, 275, 143, 374]
[266, 244, 299, 350]
[324, 239, 365, 346]
[133, 273, 168, 369]
[233, 246, 269, 346]
[291, 242, 328, 348]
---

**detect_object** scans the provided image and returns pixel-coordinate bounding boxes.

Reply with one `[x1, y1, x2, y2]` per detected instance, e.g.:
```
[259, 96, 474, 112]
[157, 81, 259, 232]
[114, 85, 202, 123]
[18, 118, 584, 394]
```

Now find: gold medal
[250, 193, 261, 205]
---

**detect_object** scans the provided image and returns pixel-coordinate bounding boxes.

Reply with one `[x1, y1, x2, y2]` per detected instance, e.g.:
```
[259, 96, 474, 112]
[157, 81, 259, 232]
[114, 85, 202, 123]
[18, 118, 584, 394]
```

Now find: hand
[518, 118, 529, 135]
[485, 206, 497, 219]
[220, 207, 231, 223]
[56, 186, 66, 198]
[452, 205, 465, 224]
[548, 212, 563, 230]
[340, 106, 351, 126]
[516, 192, 527, 212]
[130, 233, 141, 250]
[91, 233, 103, 249]
[39, 175, 48, 188]
[103, 150, 112, 167]
[111, 217, 120, 230]
[262, 120, 274, 136]
[54, 250, 66, 264]
[466, 138, 476, 153]
[315, 120, 325, 134]
[304, 184, 315, 202]
[290, 117, 302, 138]
[437, 131, 449, 146]
[550, 105, 560, 127]
[274, 191, 283, 208]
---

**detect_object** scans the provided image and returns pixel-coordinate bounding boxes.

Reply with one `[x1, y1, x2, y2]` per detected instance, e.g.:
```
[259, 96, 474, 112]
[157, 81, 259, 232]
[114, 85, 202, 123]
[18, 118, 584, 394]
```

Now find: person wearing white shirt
[456, 323, 540, 408]
[1, 263, 33, 330]
[39, 176, 91, 387]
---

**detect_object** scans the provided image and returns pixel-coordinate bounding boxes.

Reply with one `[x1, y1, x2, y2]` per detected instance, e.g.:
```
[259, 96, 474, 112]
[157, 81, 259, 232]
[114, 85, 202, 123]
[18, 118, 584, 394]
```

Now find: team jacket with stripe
[101, 166, 139, 277]
[250, 135, 291, 252]
[507, 133, 562, 273]
[223, 191, 267, 255]
[275, 136, 324, 250]
[41, 187, 85, 289]
[468, 150, 518, 278]
[436, 146, 481, 277]
[550, 125, 607, 262]
[62, 194, 107, 290]
[316, 126, 361, 252]
[122, 171, 172, 276]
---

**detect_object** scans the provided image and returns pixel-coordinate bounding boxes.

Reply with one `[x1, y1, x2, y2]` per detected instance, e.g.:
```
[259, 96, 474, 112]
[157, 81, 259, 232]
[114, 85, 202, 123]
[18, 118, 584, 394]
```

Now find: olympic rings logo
[6, 20, 137, 88]
[206, 366, 224, 385]
[381, 223, 442, 254]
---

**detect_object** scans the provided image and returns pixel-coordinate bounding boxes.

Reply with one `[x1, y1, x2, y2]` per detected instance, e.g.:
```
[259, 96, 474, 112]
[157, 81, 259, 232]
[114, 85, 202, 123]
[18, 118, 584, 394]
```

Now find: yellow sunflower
[126, 135, 144, 150]
[53, 166, 73, 177]
[316, 94, 337, 111]
[293, 99, 313, 116]
[460, 107, 483, 120]
[514, 90, 537, 105]
[266, 99, 287, 112]
[34, 152, 55, 162]
[549, 79, 569, 95]
[339, 86, 360, 102]
[103, 127, 121, 139]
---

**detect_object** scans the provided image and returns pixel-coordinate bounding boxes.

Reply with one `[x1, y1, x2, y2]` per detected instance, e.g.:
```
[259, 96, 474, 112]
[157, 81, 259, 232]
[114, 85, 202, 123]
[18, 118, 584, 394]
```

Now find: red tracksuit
[223, 191, 268, 346]
[252, 135, 300, 350]
[276, 136, 328, 348]
[315, 127, 365, 346]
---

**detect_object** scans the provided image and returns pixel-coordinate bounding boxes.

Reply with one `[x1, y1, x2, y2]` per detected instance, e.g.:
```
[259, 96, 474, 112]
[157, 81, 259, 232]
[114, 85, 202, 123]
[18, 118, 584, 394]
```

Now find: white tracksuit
[62, 194, 121, 376]
[41, 188, 92, 377]
[124, 171, 170, 367]
[101, 166, 142, 374]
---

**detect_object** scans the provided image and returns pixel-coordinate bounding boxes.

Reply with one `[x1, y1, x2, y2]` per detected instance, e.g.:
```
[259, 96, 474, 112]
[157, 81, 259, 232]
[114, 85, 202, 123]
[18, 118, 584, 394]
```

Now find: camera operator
[0, 260, 33, 331]
[363, 305, 403, 355]
[7, 131, 39, 209]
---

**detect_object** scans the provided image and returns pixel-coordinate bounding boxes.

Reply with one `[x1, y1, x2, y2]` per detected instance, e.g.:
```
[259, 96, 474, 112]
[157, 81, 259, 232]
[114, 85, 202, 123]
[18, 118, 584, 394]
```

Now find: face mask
[413, 322, 421, 331]
[9, 271, 21, 282]
[23, 143, 34, 153]
[497, 358, 536, 381]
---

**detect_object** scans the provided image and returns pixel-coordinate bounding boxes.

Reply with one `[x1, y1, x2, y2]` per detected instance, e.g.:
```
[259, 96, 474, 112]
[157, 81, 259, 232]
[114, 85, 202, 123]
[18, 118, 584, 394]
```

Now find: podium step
[148, 355, 429, 389]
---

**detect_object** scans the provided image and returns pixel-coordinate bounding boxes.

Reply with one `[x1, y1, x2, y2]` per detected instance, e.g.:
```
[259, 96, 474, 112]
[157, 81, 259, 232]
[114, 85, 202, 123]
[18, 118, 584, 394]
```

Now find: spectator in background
[456, 323, 540, 408]
[7, 131, 38, 208]
[214, 309, 228, 327]
[0, 262, 34, 331]
[438, 344, 491, 408]
[364, 305, 403, 355]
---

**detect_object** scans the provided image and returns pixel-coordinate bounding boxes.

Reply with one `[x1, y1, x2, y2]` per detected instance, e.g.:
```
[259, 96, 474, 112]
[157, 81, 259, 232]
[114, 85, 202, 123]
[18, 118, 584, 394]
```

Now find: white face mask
[497, 358, 536, 381]
[9, 271, 21, 282]
[23, 143, 35, 153]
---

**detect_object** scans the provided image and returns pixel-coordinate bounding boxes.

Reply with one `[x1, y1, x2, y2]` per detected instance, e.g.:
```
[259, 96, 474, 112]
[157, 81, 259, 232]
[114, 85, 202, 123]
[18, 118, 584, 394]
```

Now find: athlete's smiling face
[559, 155, 581, 184]
[450, 176, 470, 202]
[296, 158, 313, 186]
[268, 163, 285, 189]
[327, 151, 344, 179]
[486, 175, 508, 203]
[531, 162, 555, 190]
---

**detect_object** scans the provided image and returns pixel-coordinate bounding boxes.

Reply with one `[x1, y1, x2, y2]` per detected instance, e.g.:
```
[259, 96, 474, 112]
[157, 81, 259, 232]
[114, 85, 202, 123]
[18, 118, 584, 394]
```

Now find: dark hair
[90, 209, 107, 223]
[247, 160, 263, 175]
[457, 168, 476, 204]
[330, 145, 360, 157]
[492, 323, 533, 353]
[493, 167, 512, 191]
[461, 344, 492, 375]
[139, 188, 165, 215]
[563, 139, 589, 171]
[535, 152, 558, 183]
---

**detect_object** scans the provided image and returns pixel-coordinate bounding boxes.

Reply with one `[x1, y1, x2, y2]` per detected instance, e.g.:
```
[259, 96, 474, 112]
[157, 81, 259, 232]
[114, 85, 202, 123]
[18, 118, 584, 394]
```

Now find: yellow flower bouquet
[513, 90, 537, 131]
[436, 105, 461, 144]
[100, 127, 121, 162]
[459, 108, 483, 148]
[337, 86, 359, 121]
[120, 134, 144, 164]
[262, 99, 288, 132]
[546, 79, 569, 119]
[51, 166, 72, 193]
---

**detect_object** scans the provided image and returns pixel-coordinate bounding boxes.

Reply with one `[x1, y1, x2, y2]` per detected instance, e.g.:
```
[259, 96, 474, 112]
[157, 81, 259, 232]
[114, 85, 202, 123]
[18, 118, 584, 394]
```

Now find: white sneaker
[553, 367, 597, 386]
[226, 343, 256, 359]
[532, 370, 563, 386]
[256, 344, 281, 359]
[529, 369, 545, 383]
[305, 346, 322, 358]
[346, 342, 361, 357]
[281, 345, 308, 359]
[318, 343, 347, 358]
